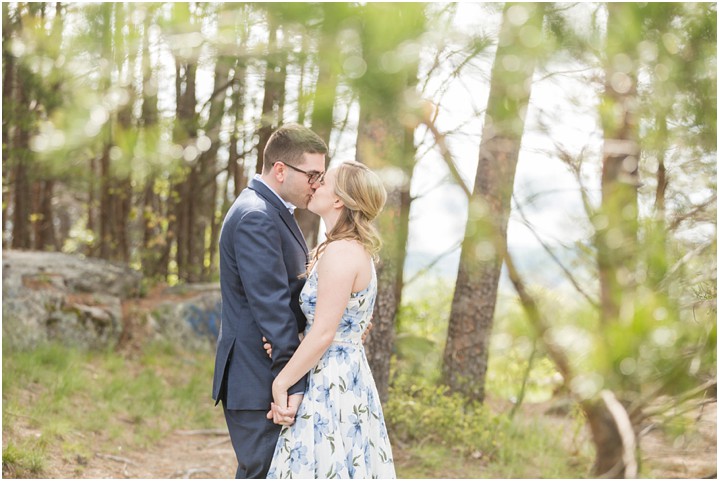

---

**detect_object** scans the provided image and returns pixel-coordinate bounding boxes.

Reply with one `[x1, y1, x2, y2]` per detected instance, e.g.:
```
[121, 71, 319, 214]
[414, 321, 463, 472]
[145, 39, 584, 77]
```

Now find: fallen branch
[172, 467, 214, 479]
[95, 453, 137, 466]
[176, 428, 228, 436]
[205, 437, 231, 449]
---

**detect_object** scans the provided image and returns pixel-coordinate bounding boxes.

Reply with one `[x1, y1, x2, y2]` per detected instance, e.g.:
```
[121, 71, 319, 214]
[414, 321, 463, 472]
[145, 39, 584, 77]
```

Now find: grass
[4, 341, 594, 478]
[2, 341, 223, 477]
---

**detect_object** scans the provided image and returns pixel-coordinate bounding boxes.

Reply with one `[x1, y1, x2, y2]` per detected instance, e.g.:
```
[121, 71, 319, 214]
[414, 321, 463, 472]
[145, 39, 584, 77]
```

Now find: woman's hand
[262, 336, 272, 358]
[271, 379, 289, 420]
[267, 380, 303, 426]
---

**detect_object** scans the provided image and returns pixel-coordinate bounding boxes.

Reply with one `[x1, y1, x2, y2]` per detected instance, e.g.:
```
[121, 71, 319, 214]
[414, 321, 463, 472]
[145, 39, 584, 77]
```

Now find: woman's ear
[333, 198, 345, 210]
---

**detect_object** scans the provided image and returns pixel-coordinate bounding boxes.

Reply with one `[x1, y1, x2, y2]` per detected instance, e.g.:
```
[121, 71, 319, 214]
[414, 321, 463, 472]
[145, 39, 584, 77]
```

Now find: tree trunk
[139, 6, 166, 279]
[87, 156, 98, 257]
[296, 6, 342, 249]
[164, 3, 201, 282]
[6, 4, 33, 249]
[357, 116, 413, 405]
[597, 3, 641, 325]
[11, 76, 32, 250]
[97, 3, 133, 263]
[226, 11, 250, 205]
[228, 57, 248, 201]
[33, 180, 57, 250]
[590, 3, 643, 477]
[256, 21, 285, 174]
[195, 53, 231, 280]
[354, 2, 425, 403]
[2, 2, 15, 248]
[442, 2, 544, 403]
[98, 145, 112, 259]
[172, 61, 198, 282]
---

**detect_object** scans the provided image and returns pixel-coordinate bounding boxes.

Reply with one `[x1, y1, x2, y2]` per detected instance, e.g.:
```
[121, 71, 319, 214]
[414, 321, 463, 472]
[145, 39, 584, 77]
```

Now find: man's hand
[361, 321, 373, 344]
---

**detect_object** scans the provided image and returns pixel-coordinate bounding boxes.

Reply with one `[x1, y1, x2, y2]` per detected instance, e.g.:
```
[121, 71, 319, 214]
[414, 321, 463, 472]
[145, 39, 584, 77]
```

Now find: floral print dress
[267, 260, 396, 479]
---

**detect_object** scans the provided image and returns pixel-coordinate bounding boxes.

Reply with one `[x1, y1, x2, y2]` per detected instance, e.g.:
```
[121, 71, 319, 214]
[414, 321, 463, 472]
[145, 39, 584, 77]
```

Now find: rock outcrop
[2, 250, 221, 351]
[2, 250, 142, 349]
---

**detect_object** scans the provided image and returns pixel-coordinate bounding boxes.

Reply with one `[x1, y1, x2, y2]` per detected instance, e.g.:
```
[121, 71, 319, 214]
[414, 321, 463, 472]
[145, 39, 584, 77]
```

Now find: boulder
[3, 250, 222, 351]
[2, 250, 141, 350]
[146, 285, 221, 350]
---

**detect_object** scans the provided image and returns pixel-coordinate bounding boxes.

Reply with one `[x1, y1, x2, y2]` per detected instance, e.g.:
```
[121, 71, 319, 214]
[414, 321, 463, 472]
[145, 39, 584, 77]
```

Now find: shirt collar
[254, 174, 296, 214]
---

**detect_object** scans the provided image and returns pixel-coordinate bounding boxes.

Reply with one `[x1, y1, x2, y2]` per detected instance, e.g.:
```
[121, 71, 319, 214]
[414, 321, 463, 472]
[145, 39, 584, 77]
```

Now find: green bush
[386, 372, 592, 477]
[386, 372, 507, 458]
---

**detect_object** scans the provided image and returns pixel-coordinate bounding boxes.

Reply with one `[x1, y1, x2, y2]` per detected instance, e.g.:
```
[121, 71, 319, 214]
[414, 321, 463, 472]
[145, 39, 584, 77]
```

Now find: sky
[321, 3, 607, 298]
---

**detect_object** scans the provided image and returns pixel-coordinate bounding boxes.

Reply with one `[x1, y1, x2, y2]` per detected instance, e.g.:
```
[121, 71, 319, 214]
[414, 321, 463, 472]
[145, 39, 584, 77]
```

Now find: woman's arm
[270, 240, 365, 413]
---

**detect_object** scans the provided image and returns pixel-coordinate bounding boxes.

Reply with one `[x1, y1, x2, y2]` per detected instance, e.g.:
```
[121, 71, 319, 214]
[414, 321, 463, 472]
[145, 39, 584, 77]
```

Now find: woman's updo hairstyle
[307, 161, 387, 273]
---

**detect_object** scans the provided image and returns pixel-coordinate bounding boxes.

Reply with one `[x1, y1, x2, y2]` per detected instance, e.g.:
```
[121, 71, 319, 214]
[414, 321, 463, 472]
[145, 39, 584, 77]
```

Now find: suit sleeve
[234, 209, 307, 395]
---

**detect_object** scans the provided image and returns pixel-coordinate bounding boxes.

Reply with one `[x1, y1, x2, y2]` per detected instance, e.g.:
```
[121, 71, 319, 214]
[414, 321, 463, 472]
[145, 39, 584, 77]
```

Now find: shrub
[386, 372, 507, 459]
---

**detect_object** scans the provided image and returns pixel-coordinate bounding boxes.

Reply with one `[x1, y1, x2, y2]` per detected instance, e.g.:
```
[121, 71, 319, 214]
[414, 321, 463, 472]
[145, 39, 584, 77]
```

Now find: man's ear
[272, 162, 285, 182]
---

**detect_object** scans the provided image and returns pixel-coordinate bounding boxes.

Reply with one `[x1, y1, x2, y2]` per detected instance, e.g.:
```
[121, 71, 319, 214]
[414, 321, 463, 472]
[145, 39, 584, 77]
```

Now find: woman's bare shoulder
[321, 239, 368, 266]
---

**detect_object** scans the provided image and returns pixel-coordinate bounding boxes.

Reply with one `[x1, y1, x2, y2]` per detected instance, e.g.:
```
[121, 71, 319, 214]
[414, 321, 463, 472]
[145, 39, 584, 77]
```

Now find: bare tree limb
[534, 66, 596, 84]
[668, 194, 717, 231]
[555, 143, 597, 220]
[503, 247, 574, 383]
[600, 390, 638, 479]
[420, 117, 472, 197]
[512, 194, 599, 308]
[404, 241, 462, 287]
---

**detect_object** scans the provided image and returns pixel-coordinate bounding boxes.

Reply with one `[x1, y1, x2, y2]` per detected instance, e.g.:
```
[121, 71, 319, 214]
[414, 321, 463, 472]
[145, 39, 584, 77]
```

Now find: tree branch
[404, 241, 462, 287]
[503, 247, 574, 384]
[420, 117, 472, 197]
[512, 194, 599, 308]
[668, 194, 717, 231]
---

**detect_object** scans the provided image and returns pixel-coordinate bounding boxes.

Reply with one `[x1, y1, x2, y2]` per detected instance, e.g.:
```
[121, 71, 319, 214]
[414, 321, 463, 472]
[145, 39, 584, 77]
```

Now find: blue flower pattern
[267, 261, 396, 479]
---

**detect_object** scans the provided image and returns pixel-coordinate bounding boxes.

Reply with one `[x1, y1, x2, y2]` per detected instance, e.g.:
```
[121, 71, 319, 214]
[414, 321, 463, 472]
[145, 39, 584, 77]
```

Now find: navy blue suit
[213, 178, 309, 478]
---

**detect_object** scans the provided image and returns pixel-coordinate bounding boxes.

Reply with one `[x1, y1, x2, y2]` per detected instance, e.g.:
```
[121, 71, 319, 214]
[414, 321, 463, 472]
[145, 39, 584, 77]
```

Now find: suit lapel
[280, 208, 309, 255]
[249, 179, 309, 255]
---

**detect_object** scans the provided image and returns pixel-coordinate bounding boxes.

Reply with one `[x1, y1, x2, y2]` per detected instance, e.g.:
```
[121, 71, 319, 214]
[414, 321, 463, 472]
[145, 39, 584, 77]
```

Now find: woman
[265, 160, 396, 479]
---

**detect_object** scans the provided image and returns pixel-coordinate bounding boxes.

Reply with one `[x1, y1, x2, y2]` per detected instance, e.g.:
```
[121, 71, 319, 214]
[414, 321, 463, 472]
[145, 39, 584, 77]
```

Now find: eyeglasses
[274, 162, 325, 185]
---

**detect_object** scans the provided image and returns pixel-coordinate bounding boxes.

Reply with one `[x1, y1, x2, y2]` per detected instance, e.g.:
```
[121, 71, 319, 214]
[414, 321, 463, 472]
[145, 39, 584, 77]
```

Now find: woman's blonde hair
[307, 161, 387, 274]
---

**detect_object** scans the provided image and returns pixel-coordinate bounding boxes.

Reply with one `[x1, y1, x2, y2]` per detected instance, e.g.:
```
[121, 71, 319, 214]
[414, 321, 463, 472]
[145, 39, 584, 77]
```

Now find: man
[212, 123, 327, 478]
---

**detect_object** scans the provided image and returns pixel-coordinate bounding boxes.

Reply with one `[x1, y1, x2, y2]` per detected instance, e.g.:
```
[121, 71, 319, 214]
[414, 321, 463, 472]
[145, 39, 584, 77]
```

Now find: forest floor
[5, 286, 716, 478]
[30, 398, 716, 479]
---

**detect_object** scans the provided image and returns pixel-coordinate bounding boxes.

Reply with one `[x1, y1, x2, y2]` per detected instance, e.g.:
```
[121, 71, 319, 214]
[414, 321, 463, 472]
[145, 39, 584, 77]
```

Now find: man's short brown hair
[263, 123, 328, 173]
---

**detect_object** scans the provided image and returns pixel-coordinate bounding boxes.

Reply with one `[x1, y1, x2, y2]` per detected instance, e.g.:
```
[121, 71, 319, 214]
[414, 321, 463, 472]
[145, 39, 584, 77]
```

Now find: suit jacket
[212, 178, 309, 410]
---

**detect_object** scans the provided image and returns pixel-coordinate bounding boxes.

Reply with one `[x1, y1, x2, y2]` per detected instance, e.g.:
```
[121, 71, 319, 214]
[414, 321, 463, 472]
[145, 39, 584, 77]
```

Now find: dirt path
[42, 401, 716, 479]
[48, 430, 237, 479]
